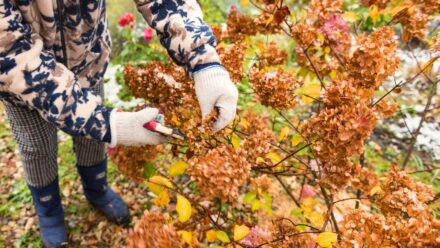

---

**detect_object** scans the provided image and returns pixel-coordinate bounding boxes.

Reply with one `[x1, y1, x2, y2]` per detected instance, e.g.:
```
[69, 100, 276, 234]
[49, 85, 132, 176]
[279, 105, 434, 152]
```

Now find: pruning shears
[143, 114, 186, 140]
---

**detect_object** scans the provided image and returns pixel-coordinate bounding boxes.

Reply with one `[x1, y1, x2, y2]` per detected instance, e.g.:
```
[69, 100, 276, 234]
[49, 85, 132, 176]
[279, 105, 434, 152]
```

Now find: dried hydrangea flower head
[226, 5, 257, 41]
[217, 39, 248, 83]
[249, 67, 301, 110]
[258, 41, 288, 67]
[189, 144, 251, 202]
[338, 168, 440, 247]
[309, 0, 343, 19]
[267, 218, 316, 247]
[291, 23, 318, 48]
[108, 145, 159, 182]
[351, 167, 379, 194]
[348, 26, 399, 90]
[393, 6, 429, 42]
[126, 211, 182, 248]
[377, 166, 433, 218]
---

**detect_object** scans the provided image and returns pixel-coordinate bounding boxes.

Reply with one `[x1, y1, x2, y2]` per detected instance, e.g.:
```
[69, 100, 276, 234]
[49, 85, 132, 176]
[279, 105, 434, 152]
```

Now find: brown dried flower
[217, 39, 248, 83]
[189, 144, 251, 202]
[108, 145, 159, 182]
[352, 167, 379, 194]
[249, 67, 301, 110]
[126, 211, 182, 248]
[226, 5, 257, 41]
[258, 41, 288, 68]
[393, 5, 429, 42]
[348, 26, 399, 90]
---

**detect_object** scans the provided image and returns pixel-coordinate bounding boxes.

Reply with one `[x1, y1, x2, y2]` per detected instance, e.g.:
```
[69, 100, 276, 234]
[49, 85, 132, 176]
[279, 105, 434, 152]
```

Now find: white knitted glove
[194, 66, 239, 132]
[109, 108, 167, 147]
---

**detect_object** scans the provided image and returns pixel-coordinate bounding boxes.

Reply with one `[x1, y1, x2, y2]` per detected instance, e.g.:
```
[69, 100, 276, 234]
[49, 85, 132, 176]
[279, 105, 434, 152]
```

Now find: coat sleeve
[134, 0, 222, 71]
[0, 0, 112, 142]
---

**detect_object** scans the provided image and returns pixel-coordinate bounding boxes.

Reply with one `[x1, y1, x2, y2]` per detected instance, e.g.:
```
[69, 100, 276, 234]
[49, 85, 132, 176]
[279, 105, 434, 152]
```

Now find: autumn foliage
[109, 0, 440, 247]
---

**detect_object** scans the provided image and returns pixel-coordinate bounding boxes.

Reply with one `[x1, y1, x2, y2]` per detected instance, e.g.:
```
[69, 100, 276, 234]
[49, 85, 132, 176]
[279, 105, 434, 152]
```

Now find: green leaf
[243, 192, 257, 204]
[143, 162, 156, 179]
[215, 230, 231, 243]
[291, 208, 304, 219]
[251, 199, 262, 212]
[261, 192, 272, 205]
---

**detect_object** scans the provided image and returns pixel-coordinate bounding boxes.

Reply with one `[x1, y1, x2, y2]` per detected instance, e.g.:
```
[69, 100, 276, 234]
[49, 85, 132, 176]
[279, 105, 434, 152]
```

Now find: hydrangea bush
[110, 0, 440, 247]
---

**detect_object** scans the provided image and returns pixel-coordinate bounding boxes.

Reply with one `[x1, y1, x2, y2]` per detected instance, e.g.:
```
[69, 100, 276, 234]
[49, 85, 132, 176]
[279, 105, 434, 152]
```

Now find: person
[0, 0, 238, 247]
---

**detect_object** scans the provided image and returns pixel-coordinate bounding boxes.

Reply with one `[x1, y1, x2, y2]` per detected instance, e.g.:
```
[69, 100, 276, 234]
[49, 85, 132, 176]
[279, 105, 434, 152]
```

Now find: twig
[402, 80, 437, 169]
[274, 174, 301, 207]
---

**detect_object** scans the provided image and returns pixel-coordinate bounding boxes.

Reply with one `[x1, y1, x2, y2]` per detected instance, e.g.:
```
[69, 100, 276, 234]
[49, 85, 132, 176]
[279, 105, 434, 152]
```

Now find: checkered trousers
[3, 84, 106, 188]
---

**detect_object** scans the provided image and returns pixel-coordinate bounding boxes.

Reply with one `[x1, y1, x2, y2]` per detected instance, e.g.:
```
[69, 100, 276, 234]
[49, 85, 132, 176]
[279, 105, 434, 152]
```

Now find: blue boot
[77, 159, 130, 226]
[28, 179, 67, 248]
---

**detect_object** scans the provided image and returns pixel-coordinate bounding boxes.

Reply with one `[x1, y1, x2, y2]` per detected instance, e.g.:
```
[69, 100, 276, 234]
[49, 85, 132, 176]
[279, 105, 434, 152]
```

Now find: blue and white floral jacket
[0, 0, 220, 142]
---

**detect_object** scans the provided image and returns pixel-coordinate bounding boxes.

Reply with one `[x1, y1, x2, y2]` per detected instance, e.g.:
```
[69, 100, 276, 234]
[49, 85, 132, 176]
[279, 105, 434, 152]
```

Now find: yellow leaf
[370, 185, 382, 196]
[145, 176, 174, 195]
[278, 127, 290, 142]
[342, 11, 357, 22]
[290, 133, 302, 146]
[421, 56, 439, 73]
[316, 232, 337, 248]
[266, 152, 282, 165]
[177, 230, 192, 245]
[176, 194, 192, 223]
[329, 69, 337, 80]
[317, 33, 325, 43]
[153, 190, 170, 207]
[301, 196, 318, 213]
[168, 161, 189, 177]
[240, 0, 249, 7]
[231, 133, 241, 149]
[233, 225, 250, 241]
[216, 230, 231, 243]
[206, 230, 217, 243]
[307, 211, 324, 227]
[369, 5, 379, 25]
[256, 157, 265, 164]
[171, 114, 181, 126]
[239, 118, 250, 129]
[302, 81, 321, 103]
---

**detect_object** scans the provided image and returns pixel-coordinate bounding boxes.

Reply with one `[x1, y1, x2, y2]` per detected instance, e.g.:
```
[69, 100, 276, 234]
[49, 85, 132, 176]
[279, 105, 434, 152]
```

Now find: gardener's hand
[109, 107, 167, 147]
[194, 66, 239, 132]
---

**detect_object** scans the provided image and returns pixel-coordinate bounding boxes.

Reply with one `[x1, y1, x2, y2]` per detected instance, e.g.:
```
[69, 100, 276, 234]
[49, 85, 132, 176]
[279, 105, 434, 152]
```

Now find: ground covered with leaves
[0, 104, 154, 247]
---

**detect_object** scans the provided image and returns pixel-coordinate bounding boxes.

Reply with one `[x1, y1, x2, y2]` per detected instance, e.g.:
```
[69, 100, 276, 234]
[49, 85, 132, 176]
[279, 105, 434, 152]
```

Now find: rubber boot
[28, 179, 67, 248]
[76, 158, 130, 226]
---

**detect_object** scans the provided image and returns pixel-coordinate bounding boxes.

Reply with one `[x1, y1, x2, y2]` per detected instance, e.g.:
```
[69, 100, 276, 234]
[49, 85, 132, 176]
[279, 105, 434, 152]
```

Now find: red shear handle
[143, 121, 158, 131]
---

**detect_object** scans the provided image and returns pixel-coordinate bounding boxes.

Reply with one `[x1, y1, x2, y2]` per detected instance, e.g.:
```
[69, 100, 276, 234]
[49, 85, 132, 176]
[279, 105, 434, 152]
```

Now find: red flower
[143, 27, 154, 41]
[119, 12, 135, 28]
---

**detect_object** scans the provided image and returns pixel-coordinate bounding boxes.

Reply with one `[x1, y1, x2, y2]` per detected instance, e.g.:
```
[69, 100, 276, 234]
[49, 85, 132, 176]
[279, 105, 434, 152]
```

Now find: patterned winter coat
[0, 0, 220, 142]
